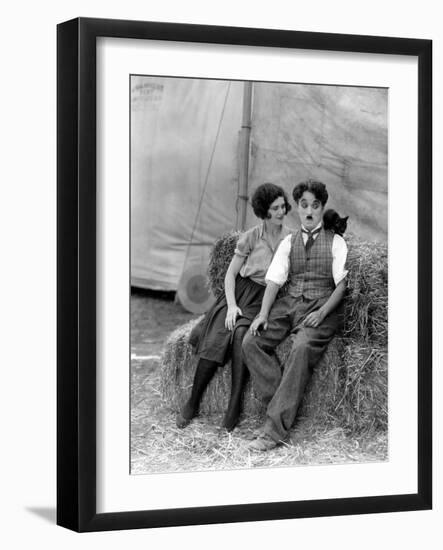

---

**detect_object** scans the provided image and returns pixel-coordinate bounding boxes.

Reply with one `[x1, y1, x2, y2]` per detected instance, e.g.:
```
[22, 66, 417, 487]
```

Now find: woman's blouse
[234, 223, 292, 285]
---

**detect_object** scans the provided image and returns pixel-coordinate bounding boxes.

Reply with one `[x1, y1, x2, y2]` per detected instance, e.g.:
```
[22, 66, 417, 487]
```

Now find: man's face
[297, 190, 324, 230]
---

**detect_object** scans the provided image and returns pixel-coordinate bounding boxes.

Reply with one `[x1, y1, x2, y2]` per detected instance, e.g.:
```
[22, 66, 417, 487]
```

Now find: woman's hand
[303, 309, 325, 328]
[225, 305, 243, 331]
[249, 314, 268, 336]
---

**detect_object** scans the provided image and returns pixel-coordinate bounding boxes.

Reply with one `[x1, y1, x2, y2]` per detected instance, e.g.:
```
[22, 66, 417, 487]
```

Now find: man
[242, 179, 348, 451]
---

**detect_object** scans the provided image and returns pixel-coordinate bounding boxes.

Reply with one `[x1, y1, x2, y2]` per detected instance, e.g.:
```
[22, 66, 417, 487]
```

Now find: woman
[176, 183, 292, 431]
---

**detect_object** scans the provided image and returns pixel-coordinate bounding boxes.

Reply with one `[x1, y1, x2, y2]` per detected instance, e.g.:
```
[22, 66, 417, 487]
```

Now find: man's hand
[249, 314, 268, 336]
[225, 305, 242, 331]
[303, 309, 325, 328]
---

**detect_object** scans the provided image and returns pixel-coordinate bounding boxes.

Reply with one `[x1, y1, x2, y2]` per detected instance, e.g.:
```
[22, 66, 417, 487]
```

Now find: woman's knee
[233, 325, 248, 345]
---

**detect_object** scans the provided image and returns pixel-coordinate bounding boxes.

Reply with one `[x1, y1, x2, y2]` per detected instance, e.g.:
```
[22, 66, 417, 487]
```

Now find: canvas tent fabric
[131, 77, 387, 292]
[131, 76, 243, 291]
[246, 83, 388, 241]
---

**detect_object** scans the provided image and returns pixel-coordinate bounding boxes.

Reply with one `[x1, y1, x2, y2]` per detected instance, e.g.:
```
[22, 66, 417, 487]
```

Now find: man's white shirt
[265, 223, 348, 287]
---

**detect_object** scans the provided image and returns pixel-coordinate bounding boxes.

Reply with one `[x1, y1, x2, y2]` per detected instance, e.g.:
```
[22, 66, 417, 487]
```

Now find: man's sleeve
[265, 234, 292, 286]
[332, 234, 348, 286]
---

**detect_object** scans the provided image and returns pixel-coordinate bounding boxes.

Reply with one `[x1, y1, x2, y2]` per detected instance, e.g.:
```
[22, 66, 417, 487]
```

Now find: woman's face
[297, 190, 324, 230]
[267, 196, 287, 225]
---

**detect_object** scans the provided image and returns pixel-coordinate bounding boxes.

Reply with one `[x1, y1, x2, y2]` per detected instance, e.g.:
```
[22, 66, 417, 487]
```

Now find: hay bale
[160, 320, 345, 419]
[336, 342, 388, 434]
[207, 231, 241, 298]
[160, 230, 388, 436]
[343, 233, 388, 346]
[160, 325, 387, 436]
[297, 340, 387, 434]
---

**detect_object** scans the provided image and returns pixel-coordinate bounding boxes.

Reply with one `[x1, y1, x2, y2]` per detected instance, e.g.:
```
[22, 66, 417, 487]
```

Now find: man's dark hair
[292, 179, 328, 206]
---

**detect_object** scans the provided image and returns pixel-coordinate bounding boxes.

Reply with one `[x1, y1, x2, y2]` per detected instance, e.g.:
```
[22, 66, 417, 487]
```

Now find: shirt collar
[260, 222, 291, 238]
[259, 222, 265, 239]
[301, 221, 323, 233]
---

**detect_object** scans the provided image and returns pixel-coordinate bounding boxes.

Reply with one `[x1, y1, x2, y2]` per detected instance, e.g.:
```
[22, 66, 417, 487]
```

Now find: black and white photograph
[54, 13, 431, 535]
[1, 0, 437, 543]
[130, 75, 389, 474]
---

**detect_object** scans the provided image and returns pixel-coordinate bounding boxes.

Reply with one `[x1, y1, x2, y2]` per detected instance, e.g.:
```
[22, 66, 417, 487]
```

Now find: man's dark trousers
[242, 294, 339, 443]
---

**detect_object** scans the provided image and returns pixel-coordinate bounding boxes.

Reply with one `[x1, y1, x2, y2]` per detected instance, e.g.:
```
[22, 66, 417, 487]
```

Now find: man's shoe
[248, 433, 279, 451]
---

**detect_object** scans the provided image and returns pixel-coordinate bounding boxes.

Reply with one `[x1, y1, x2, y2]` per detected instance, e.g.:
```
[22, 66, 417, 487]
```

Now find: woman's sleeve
[234, 229, 255, 258]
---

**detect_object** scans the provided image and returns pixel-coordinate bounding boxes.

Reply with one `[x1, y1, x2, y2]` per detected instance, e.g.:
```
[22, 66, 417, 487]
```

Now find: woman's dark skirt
[188, 276, 265, 365]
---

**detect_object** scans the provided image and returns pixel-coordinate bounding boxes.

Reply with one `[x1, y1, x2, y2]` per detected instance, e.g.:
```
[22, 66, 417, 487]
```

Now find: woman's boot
[176, 359, 218, 428]
[221, 326, 249, 432]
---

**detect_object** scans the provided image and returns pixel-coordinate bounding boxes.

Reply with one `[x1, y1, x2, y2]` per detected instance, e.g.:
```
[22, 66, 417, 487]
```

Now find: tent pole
[237, 81, 253, 231]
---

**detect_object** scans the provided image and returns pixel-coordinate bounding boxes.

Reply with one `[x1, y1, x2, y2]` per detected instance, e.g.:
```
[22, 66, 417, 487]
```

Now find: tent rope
[179, 81, 232, 280]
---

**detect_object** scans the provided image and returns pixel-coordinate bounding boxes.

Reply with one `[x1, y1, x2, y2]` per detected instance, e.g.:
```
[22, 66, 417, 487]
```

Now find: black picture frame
[57, 17, 432, 532]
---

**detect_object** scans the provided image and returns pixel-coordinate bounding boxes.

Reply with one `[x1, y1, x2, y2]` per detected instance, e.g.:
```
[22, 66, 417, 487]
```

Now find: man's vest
[287, 228, 335, 300]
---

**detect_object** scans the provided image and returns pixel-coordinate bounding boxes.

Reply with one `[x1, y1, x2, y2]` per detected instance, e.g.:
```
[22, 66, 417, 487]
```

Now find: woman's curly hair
[251, 182, 292, 220]
[292, 179, 328, 206]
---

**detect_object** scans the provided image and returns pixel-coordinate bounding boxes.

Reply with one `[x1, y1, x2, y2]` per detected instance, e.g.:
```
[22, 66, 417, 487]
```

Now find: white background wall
[0, 1, 440, 548]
